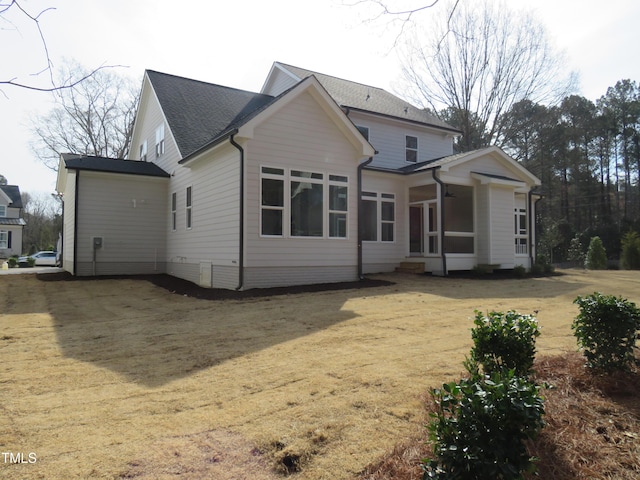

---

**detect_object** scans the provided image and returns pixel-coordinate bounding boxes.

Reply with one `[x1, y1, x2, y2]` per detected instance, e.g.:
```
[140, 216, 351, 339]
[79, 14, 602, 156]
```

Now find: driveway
[0, 266, 64, 275]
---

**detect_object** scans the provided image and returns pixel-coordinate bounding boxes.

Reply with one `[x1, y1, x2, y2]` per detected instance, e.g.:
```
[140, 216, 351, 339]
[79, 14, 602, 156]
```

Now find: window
[329, 175, 348, 238]
[515, 207, 527, 254]
[0, 205, 6, 217]
[356, 126, 369, 141]
[381, 194, 395, 242]
[261, 167, 285, 236]
[0, 230, 7, 249]
[443, 184, 474, 253]
[139, 141, 147, 161]
[361, 192, 395, 242]
[291, 170, 323, 237]
[186, 186, 192, 229]
[155, 124, 165, 157]
[406, 135, 418, 163]
[171, 192, 177, 231]
[260, 167, 349, 238]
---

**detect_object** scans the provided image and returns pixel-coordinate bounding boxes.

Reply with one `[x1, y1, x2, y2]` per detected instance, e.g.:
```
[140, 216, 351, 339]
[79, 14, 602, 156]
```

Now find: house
[55, 62, 541, 290]
[0, 184, 26, 258]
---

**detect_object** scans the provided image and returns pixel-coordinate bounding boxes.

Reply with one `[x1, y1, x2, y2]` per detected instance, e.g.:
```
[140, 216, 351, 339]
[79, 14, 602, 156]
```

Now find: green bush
[572, 292, 640, 371]
[567, 235, 585, 266]
[27, 257, 36, 267]
[423, 369, 545, 480]
[620, 231, 640, 270]
[7, 257, 18, 268]
[513, 265, 526, 278]
[585, 236, 607, 270]
[469, 310, 540, 378]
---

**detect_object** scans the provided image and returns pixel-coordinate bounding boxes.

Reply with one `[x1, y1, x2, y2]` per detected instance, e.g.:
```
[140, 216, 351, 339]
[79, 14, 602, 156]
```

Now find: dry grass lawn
[1, 269, 639, 479]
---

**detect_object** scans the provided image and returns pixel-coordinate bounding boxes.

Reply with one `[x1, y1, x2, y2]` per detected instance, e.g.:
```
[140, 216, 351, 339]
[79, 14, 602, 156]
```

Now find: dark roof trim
[62, 155, 170, 178]
[345, 106, 463, 135]
[0, 218, 26, 226]
[0, 185, 23, 208]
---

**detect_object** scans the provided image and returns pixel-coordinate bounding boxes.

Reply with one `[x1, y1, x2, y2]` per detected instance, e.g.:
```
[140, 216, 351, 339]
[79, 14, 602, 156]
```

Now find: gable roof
[0, 185, 23, 208]
[366, 146, 542, 186]
[61, 154, 170, 178]
[146, 70, 276, 158]
[270, 62, 460, 133]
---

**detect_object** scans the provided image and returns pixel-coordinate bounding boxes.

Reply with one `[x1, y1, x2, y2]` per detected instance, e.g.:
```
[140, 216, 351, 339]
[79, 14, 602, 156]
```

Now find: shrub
[513, 265, 526, 278]
[620, 231, 640, 270]
[585, 236, 607, 270]
[469, 310, 540, 377]
[572, 292, 640, 371]
[27, 257, 36, 267]
[423, 369, 545, 480]
[7, 257, 17, 268]
[567, 235, 585, 266]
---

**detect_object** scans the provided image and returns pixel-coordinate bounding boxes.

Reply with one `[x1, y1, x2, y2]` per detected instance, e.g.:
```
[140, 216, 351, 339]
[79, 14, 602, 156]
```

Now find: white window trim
[0, 230, 7, 249]
[515, 207, 528, 255]
[361, 191, 396, 243]
[259, 166, 349, 240]
[140, 141, 147, 162]
[155, 124, 165, 158]
[185, 186, 192, 230]
[405, 135, 418, 163]
[171, 192, 177, 231]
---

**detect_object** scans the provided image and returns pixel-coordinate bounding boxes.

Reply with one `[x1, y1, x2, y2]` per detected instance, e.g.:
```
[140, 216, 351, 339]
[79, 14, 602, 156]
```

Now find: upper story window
[186, 186, 192, 229]
[0, 205, 6, 217]
[406, 135, 418, 162]
[155, 124, 165, 158]
[139, 141, 147, 161]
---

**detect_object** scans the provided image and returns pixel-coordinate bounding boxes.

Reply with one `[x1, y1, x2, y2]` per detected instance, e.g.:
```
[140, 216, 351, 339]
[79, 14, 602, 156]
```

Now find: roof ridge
[275, 62, 387, 93]
[146, 69, 272, 99]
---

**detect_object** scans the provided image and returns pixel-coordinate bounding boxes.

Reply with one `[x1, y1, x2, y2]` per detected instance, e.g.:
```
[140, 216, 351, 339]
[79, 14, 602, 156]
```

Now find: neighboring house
[0, 185, 26, 258]
[55, 62, 541, 290]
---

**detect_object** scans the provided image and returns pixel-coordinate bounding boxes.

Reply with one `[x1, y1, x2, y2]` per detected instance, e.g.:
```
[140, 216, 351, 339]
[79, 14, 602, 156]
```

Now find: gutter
[357, 156, 375, 279]
[431, 168, 448, 276]
[229, 135, 245, 291]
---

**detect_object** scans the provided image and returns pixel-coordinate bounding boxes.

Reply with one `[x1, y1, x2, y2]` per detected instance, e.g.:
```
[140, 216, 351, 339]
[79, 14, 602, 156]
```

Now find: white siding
[166, 143, 241, 289]
[488, 186, 515, 266]
[243, 90, 362, 288]
[75, 171, 167, 276]
[62, 171, 76, 274]
[475, 184, 490, 265]
[261, 68, 299, 96]
[349, 111, 454, 170]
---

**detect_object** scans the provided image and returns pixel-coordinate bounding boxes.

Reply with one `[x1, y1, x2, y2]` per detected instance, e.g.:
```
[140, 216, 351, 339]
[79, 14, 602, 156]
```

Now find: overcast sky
[2, 0, 639, 197]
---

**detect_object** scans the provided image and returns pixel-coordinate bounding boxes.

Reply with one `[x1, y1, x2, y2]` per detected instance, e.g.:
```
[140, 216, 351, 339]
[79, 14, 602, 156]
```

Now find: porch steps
[395, 262, 425, 274]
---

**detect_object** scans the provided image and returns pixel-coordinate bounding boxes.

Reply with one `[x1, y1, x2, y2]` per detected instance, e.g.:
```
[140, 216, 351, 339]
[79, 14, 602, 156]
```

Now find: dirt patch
[1, 269, 639, 479]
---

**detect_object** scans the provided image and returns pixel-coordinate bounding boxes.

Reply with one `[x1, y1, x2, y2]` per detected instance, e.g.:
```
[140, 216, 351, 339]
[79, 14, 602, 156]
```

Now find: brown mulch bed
[359, 352, 640, 480]
[37, 271, 394, 300]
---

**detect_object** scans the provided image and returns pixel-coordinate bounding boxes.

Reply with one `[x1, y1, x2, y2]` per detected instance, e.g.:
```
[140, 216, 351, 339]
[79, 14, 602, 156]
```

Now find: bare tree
[397, 0, 576, 151]
[1, 0, 119, 94]
[30, 62, 140, 170]
[20, 191, 61, 253]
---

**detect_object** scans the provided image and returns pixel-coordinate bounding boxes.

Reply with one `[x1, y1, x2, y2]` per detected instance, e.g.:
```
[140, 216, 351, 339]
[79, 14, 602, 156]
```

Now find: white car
[18, 251, 58, 267]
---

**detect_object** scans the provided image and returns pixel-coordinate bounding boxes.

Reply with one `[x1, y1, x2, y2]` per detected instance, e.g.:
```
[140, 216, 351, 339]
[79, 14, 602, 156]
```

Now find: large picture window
[260, 167, 349, 238]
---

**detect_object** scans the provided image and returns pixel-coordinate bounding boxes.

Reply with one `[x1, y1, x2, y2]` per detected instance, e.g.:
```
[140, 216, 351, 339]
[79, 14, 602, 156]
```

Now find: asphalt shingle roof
[0, 185, 23, 208]
[146, 70, 276, 158]
[275, 62, 460, 133]
[62, 155, 170, 177]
